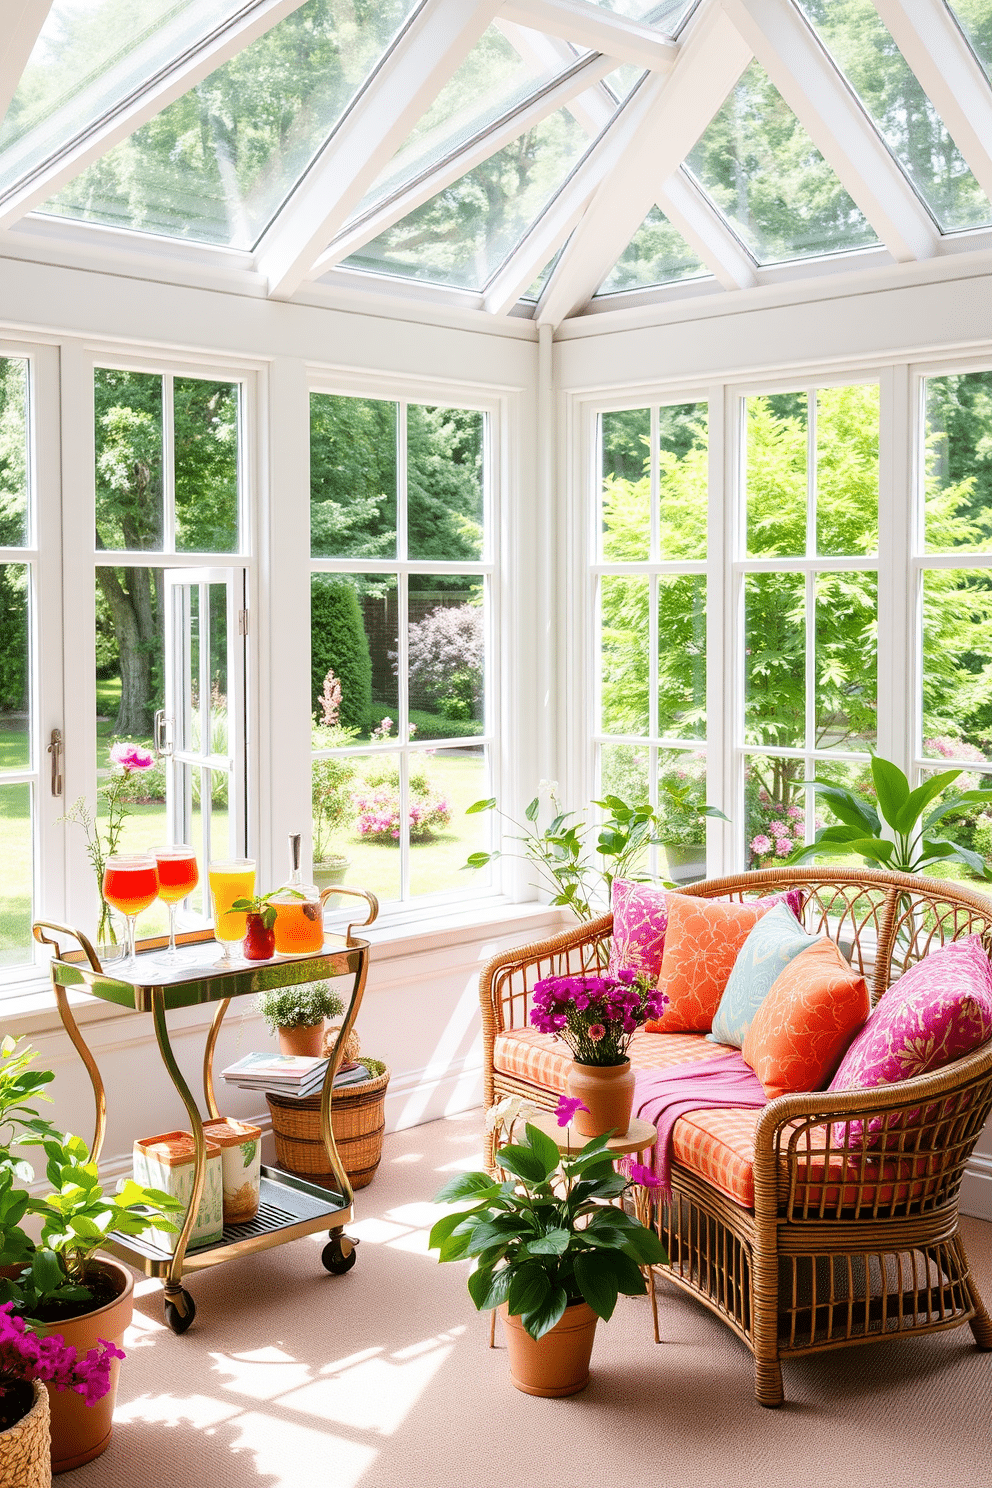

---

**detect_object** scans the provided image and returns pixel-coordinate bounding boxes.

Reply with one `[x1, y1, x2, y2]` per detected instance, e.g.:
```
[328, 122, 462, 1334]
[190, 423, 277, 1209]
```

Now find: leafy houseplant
[789, 754, 992, 879]
[256, 981, 344, 1058]
[430, 1099, 666, 1394]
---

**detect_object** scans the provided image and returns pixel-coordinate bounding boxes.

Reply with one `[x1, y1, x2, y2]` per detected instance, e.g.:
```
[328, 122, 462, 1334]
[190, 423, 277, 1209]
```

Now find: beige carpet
[62, 1111, 992, 1488]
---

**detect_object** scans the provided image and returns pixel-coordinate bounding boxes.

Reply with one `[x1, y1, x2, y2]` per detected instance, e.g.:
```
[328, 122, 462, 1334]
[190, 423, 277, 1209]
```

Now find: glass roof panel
[340, 108, 592, 292]
[33, 0, 420, 249]
[0, 0, 257, 195]
[520, 247, 563, 302]
[686, 60, 880, 265]
[352, 26, 572, 220]
[595, 204, 710, 295]
[797, 0, 992, 234]
[591, 1, 697, 28]
[946, 1, 992, 83]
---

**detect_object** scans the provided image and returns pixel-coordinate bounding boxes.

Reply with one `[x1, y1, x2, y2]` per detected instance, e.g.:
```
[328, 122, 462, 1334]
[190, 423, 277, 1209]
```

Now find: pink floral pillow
[828, 934, 992, 1147]
[607, 879, 804, 983]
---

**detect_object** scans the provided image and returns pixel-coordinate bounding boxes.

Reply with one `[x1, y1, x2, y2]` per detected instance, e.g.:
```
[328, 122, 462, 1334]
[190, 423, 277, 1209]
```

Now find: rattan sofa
[479, 868, 992, 1406]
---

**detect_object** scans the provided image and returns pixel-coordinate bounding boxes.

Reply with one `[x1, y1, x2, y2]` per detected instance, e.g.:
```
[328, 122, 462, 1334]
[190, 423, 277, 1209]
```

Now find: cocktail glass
[102, 854, 160, 970]
[209, 859, 255, 965]
[150, 846, 199, 967]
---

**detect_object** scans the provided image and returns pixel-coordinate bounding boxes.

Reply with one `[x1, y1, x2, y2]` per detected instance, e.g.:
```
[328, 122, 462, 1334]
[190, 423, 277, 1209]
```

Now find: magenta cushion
[828, 934, 992, 1147]
[607, 878, 805, 983]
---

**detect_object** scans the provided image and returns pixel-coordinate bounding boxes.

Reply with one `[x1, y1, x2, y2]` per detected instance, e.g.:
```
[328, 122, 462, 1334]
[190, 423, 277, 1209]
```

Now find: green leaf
[870, 756, 911, 829]
[464, 852, 493, 870]
[524, 1228, 570, 1257]
[895, 771, 962, 834]
[433, 1171, 501, 1204]
[466, 798, 497, 815]
[617, 1227, 668, 1266]
[522, 1122, 561, 1179]
[428, 1211, 471, 1251]
[467, 1264, 511, 1312]
[495, 1145, 550, 1184]
[573, 1251, 619, 1321]
[802, 781, 880, 835]
[610, 1249, 649, 1296]
[519, 1286, 568, 1341]
[30, 1249, 63, 1296]
[507, 1264, 551, 1319]
[524, 797, 540, 823]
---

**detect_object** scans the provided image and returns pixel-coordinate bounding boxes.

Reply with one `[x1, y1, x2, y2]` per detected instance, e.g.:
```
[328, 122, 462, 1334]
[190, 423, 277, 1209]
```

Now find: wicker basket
[0, 1380, 50, 1488]
[267, 1068, 390, 1190]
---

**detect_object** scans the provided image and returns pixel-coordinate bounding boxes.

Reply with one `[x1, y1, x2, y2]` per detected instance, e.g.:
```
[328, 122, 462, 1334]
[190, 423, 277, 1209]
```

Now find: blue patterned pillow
[708, 902, 820, 1048]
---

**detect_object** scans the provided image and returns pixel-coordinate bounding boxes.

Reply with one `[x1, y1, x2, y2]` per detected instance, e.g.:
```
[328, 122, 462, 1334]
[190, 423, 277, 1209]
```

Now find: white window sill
[0, 898, 571, 1039]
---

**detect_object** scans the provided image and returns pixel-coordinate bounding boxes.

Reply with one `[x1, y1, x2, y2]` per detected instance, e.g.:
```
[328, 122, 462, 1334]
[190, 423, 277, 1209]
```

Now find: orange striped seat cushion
[493, 1025, 721, 1090]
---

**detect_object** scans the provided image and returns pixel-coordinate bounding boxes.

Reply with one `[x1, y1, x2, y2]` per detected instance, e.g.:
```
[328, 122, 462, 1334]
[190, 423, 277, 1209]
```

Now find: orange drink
[272, 898, 324, 956]
[209, 859, 255, 963]
[102, 854, 159, 968]
[152, 846, 199, 966]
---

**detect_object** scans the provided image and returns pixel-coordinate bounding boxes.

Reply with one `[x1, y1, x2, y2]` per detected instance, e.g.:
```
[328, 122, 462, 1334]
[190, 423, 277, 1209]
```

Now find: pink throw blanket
[633, 1052, 767, 1201]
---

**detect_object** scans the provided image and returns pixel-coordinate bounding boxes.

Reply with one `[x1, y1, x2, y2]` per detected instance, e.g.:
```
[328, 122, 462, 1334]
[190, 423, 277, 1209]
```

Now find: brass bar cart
[33, 886, 378, 1334]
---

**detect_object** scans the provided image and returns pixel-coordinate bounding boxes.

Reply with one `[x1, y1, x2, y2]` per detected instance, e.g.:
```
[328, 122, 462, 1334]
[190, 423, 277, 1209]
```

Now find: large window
[0, 358, 32, 966]
[309, 393, 493, 908]
[595, 401, 709, 884]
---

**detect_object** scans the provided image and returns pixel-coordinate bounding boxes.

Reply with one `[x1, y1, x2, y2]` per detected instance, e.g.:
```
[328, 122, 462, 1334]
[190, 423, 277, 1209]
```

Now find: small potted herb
[231, 890, 281, 961]
[255, 981, 344, 1058]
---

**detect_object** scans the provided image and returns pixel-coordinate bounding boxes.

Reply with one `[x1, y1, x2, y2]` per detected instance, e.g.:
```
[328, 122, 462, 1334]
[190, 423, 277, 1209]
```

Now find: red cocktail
[102, 854, 159, 967]
[152, 846, 199, 965]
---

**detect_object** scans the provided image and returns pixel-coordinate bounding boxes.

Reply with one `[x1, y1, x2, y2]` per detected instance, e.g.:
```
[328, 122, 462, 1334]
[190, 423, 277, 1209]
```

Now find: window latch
[238, 609, 248, 636]
[48, 729, 63, 798]
[154, 709, 173, 758]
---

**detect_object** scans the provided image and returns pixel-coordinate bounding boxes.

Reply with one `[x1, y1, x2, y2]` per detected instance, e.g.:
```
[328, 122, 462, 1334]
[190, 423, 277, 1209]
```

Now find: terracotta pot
[566, 1057, 635, 1137]
[0, 1381, 50, 1488]
[44, 1257, 133, 1475]
[499, 1302, 598, 1397]
[278, 1023, 323, 1058]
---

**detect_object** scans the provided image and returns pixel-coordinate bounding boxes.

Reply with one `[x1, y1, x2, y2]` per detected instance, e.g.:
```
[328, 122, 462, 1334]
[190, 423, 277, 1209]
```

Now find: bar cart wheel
[164, 1288, 197, 1334]
[322, 1232, 359, 1275]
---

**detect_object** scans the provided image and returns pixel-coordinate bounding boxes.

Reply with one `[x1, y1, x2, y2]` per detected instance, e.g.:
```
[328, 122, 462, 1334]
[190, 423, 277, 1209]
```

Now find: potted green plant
[654, 755, 710, 883]
[312, 710, 358, 890]
[430, 1096, 666, 1396]
[255, 981, 344, 1058]
[0, 1038, 181, 1473]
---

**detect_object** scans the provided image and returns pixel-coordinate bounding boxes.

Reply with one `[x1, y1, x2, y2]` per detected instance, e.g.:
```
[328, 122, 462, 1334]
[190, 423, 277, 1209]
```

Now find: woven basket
[267, 1068, 390, 1190]
[0, 1381, 50, 1488]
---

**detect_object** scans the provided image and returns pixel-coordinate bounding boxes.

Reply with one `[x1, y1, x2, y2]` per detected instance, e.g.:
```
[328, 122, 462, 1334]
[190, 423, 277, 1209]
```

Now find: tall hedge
[311, 577, 372, 732]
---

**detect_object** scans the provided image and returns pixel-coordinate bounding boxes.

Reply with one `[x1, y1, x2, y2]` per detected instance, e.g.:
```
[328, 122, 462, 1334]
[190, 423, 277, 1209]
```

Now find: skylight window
[341, 109, 591, 293]
[945, 0, 992, 84]
[797, 0, 992, 234]
[34, 0, 421, 249]
[591, 0, 698, 27]
[595, 205, 710, 295]
[686, 61, 880, 266]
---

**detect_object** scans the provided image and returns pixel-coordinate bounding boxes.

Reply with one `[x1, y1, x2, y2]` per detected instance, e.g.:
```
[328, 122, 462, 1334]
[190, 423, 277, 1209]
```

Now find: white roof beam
[0, 1, 53, 121]
[534, 1, 752, 325]
[309, 50, 618, 278]
[257, 0, 503, 300]
[872, 0, 992, 205]
[720, 0, 938, 263]
[0, 0, 310, 230]
[499, 0, 677, 70]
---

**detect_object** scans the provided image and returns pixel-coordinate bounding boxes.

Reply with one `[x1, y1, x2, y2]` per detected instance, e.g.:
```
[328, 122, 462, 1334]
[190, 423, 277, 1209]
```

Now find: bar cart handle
[319, 887, 379, 947]
[32, 920, 104, 974]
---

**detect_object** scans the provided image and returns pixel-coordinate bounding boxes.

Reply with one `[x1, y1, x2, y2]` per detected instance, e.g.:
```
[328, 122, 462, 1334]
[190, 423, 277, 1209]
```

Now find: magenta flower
[623, 1159, 661, 1190]
[587, 1024, 605, 1042]
[0, 1304, 124, 1405]
[109, 741, 154, 771]
[555, 1095, 588, 1127]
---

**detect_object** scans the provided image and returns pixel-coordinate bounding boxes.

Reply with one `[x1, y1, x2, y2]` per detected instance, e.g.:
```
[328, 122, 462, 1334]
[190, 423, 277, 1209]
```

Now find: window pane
[948, 2, 992, 84]
[745, 574, 805, 748]
[922, 568, 992, 763]
[95, 370, 163, 551]
[924, 371, 992, 555]
[596, 206, 709, 296]
[322, 752, 401, 905]
[312, 574, 394, 736]
[601, 576, 649, 736]
[174, 378, 239, 553]
[744, 755, 809, 869]
[687, 61, 879, 265]
[0, 784, 32, 968]
[815, 571, 877, 752]
[816, 384, 879, 557]
[657, 748, 708, 885]
[746, 393, 807, 557]
[407, 580, 485, 742]
[0, 358, 29, 547]
[659, 402, 707, 560]
[0, 565, 30, 770]
[918, 764, 992, 888]
[409, 746, 489, 897]
[658, 576, 706, 738]
[311, 395, 397, 560]
[407, 406, 483, 562]
[599, 742, 650, 802]
[602, 409, 650, 562]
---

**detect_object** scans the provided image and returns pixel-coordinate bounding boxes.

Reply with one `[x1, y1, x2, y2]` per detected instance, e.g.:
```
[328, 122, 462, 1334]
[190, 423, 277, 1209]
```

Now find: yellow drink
[209, 860, 255, 947]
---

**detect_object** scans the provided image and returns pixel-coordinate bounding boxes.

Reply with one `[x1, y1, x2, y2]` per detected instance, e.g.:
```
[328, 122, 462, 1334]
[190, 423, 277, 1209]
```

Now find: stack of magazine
[221, 1053, 371, 1100]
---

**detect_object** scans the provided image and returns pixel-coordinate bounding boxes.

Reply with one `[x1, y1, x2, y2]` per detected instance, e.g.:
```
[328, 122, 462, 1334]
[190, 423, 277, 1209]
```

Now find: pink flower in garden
[750, 834, 771, 855]
[587, 1024, 606, 1042]
[109, 742, 154, 771]
[768, 820, 789, 837]
[787, 805, 803, 820]
[794, 822, 805, 839]
[774, 838, 793, 857]
[555, 1095, 588, 1128]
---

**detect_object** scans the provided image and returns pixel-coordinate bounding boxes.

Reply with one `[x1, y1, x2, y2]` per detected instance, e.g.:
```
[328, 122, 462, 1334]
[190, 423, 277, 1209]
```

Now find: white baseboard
[961, 1153, 992, 1222]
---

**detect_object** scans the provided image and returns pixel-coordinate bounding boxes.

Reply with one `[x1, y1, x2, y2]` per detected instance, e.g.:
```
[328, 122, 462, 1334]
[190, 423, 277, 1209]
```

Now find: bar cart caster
[164, 1286, 197, 1335]
[322, 1230, 359, 1275]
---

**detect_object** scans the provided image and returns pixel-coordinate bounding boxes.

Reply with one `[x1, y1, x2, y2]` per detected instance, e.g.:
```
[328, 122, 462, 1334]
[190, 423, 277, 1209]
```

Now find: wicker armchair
[478, 868, 992, 1406]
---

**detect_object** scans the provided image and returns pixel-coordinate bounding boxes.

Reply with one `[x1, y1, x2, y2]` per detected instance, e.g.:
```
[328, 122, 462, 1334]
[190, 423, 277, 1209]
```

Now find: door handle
[154, 709, 173, 757]
[48, 728, 63, 797]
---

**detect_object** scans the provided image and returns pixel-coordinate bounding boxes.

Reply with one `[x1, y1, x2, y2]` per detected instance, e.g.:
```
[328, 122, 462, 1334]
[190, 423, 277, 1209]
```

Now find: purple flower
[109, 741, 153, 771]
[623, 1159, 661, 1190]
[555, 1095, 588, 1127]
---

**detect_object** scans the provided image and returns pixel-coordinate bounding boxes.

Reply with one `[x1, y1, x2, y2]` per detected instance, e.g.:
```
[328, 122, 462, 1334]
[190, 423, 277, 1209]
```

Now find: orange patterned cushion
[742, 939, 869, 1099]
[649, 895, 776, 1034]
[493, 1025, 720, 1090]
[671, 1108, 760, 1206]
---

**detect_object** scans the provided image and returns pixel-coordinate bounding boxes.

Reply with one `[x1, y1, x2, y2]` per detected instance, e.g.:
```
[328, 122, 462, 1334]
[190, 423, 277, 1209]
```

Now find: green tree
[0, 358, 28, 713]
[310, 578, 372, 732]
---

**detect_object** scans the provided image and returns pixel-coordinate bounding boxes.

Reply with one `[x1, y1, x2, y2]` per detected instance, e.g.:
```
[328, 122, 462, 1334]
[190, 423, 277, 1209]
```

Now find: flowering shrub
[0, 1303, 123, 1407]
[530, 970, 666, 1066]
[405, 603, 483, 718]
[746, 783, 823, 869]
[354, 776, 451, 842]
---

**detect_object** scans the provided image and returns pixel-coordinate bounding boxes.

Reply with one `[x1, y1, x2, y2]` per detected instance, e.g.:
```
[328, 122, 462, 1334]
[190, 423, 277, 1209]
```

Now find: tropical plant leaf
[523, 1123, 561, 1178]
[466, 798, 497, 815]
[573, 1251, 619, 1321]
[495, 1144, 550, 1184]
[507, 1264, 551, 1319]
[524, 1228, 571, 1257]
[520, 1286, 569, 1341]
[870, 756, 910, 829]
[801, 781, 880, 834]
[433, 1171, 501, 1204]
[467, 1264, 512, 1312]
[895, 771, 962, 834]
